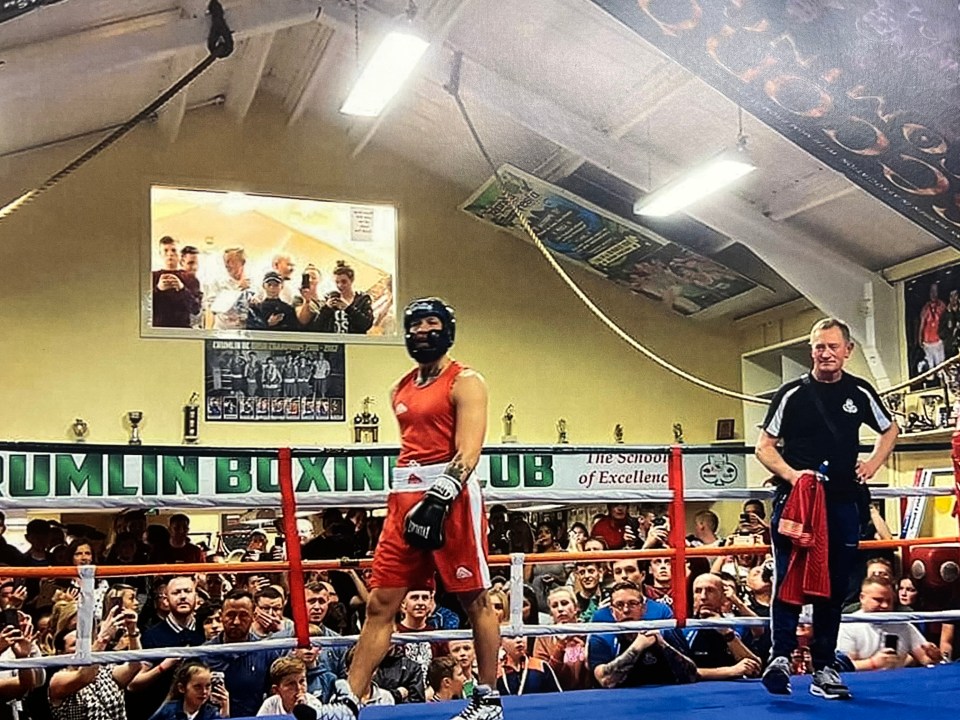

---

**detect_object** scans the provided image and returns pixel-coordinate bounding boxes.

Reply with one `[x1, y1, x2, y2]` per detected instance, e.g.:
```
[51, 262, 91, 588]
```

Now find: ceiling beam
[283, 24, 340, 125]
[156, 48, 207, 142]
[762, 170, 856, 221]
[534, 147, 582, 182]
[434, 51, 896, 382]
[537, 62, 691, 184]
[0, 2, 175, 50]
[600, 63, 692, 138]
[0, 0, 321, 101]
[224, 33, 276, 123]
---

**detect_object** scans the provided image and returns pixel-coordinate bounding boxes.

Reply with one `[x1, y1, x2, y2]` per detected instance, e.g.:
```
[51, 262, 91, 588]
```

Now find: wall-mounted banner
[591, 1, 960, 249]
[0, 449, 745, 509]
[204, 340, 345, 423]
[0, 0, 55, 25]
[461, 165, 757, 315]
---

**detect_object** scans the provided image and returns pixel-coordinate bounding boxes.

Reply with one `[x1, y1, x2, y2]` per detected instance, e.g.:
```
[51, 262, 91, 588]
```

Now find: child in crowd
[150, 661, 229, 720]
[257, 657, 326, 717]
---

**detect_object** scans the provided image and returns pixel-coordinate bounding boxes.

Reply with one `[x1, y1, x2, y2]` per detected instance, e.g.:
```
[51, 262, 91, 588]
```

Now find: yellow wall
[0, 97, 743, 453]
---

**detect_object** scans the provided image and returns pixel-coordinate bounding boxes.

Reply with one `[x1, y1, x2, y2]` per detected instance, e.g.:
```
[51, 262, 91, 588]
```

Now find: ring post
[508, 553, 525, 636]
[278, 447, 309, 648]
[668, 446, 688, 627]
[75, 565, 97, 663]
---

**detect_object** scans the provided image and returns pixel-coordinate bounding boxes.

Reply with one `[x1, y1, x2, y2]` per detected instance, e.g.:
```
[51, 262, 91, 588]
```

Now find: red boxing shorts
[372, 464, 490, 593]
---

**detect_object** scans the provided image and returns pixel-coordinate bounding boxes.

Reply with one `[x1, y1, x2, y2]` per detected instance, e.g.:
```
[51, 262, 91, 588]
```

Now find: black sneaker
[810, 666, 851, 700]
[448, 684, 503, 720]
[762, 655, 792, 695]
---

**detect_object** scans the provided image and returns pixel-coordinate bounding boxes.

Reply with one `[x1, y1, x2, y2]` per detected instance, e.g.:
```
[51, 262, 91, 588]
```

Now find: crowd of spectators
[151, 236, 382, 336]
[0, 499, 952, 719]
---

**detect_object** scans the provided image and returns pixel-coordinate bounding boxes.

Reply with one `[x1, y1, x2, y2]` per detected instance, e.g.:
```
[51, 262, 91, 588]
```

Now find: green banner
[0, 449, 745, 509]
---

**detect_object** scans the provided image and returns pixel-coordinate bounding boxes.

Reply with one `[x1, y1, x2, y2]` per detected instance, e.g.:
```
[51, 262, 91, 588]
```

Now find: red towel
[776, 472, 831, 605]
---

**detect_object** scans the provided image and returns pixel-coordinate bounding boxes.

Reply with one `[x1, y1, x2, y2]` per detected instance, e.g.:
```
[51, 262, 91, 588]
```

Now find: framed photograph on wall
[204, 339, 346, 423]
[715, 418, 735, 441]
[143, 184, 399, 343]
[903, 263, 960, 387]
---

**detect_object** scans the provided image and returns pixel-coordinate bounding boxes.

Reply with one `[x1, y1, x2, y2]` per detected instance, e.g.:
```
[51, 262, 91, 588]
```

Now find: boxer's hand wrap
[404, 474, 461, 550]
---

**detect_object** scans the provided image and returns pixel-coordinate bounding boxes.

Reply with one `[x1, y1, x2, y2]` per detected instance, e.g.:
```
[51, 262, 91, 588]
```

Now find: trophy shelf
[891, 384, 954, 437]
[896, 426, 954, 443]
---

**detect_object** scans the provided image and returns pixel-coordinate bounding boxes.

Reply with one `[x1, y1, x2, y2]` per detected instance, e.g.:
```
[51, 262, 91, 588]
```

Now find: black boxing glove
[404, 474, 461, 550]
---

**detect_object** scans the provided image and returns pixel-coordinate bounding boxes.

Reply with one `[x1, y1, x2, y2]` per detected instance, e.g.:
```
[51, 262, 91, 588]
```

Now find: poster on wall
[461, 164, 757, 315]
[903, 263, 960, 386]
[144, 185, 398, 342]
[590, 1, 960, 250]
[204, 340, 345, 423]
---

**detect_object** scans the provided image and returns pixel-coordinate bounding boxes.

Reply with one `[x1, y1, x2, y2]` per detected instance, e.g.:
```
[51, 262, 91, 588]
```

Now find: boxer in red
[332, 297, 502, 720]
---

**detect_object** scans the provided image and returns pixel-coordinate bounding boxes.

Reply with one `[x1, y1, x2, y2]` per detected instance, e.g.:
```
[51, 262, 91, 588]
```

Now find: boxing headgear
[403, 297, 456, 363]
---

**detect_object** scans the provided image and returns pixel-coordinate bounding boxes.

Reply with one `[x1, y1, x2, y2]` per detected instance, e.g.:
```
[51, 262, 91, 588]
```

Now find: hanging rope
[0, 0, 234, 223]
[444, 58, 960, 406]
[353, 0, 361, 69]
[444, 58, 767, 405]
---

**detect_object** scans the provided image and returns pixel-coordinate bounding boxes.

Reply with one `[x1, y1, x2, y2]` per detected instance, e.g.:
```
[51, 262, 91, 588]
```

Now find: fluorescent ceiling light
[634, 154, 756, 218]
[341, 30, 430, 117]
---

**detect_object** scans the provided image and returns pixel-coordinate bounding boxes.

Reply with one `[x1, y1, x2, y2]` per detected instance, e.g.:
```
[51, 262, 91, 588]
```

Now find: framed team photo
[204, 340, 346, 423]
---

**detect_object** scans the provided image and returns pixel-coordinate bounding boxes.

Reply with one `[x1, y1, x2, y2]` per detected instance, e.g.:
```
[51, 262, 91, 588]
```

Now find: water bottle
[817, 460, 829, 483]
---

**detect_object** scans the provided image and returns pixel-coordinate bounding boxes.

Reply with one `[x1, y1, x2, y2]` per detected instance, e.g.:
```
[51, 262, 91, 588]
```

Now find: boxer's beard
[405, 329, 449, 363]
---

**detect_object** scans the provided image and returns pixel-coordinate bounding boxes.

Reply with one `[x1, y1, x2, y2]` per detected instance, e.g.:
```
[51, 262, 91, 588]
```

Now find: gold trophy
[71, 418, 89, 443]
[501, 404, 517, 443]
[614, 424, 624, 444]
[183, 393, 200, 444]
[557, 418, 568, 444]
[352, 396, 380, 443]
[127, 411, 144, 445]
[672, 422, 684, 444]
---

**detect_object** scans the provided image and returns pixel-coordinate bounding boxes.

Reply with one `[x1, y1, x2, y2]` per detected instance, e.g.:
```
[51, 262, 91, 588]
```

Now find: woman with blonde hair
[40, 600, 77, 656]
[486, 588, 508, 624]
[102, 584, 140, 650]
[49, 605, 143, 719]
[532, 586, 591, 690]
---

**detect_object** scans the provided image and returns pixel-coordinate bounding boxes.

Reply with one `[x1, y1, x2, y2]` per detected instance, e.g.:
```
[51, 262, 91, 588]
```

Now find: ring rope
[444, 70, 767, 405]
[1, 446, 952, 671]
[883, 352, 960, 395]
[4, 610, 960, 671]
[0, 530, 952, 583]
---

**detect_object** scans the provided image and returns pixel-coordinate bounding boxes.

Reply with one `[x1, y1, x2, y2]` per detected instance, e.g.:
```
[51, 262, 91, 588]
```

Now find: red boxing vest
[393, 360, 465, 467]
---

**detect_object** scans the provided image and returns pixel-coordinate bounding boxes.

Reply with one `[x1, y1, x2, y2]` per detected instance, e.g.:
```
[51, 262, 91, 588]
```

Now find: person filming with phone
[590, 503, 643, 550]
[836, 577, 940, 671]
[0, 607, 44, 715]
[299, 261, 373, 334]
[49, 602, 142, 720]
[149, 661, 229, 720]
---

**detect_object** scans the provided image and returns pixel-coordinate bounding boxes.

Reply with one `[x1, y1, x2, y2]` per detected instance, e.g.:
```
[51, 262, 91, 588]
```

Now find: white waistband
[392, 463, 448, 492]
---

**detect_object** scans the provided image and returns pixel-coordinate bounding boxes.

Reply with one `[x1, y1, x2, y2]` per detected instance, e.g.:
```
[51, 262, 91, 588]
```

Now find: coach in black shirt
[756, 318, 898, 701]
